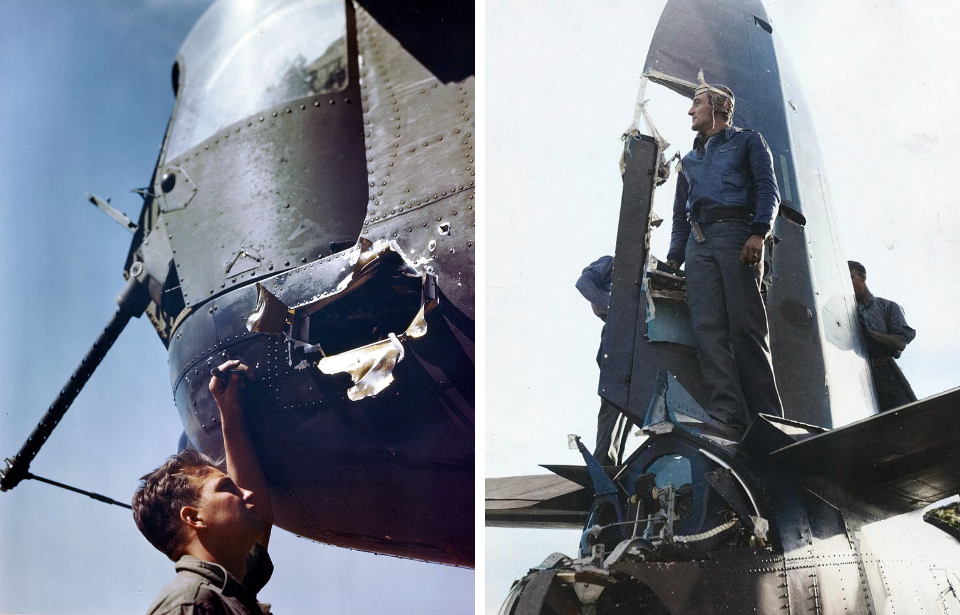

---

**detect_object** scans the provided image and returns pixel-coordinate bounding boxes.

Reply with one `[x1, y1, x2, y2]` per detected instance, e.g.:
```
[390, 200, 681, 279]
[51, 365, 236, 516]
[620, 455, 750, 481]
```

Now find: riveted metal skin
[167, 255, 473, 566]
[117, 0, 475, 567]
[156, 90, 368, 307]
[355, 5, 476, 319]
[157, 166, 197, 212]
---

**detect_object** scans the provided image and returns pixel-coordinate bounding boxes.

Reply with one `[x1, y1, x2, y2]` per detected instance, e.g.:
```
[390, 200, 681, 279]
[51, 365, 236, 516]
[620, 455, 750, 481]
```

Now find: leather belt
[691, 203, 753, 224]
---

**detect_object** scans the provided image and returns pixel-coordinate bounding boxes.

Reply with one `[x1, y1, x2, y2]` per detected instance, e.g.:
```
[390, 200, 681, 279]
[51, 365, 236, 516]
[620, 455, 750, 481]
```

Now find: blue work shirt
[667, 126, 780, 265]
[576, 255, 614, 321]
[858, 295, 916, 360]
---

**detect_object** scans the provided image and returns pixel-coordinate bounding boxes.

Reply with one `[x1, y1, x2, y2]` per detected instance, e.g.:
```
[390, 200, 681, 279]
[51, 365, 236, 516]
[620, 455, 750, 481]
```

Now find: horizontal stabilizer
[540, 464, 620, 489]
[771, 387, 960, 515]
[485, 472, 591, 530]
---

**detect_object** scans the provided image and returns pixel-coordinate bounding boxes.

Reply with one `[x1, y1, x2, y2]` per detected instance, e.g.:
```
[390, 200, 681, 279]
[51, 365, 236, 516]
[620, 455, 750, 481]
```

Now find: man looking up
[133, 360, 274, 615]
[848, 260, 917, 411]
[666, 77, 783, 434]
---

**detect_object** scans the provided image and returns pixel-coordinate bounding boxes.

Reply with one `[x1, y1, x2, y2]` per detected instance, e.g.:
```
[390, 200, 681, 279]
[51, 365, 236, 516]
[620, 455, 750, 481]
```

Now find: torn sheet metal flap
[315, 296, 435, 400]
[312, 277, 436, 402]
[643, 68, 698, 100]
[643, 258, 695, 347]
[289, 238, 430, 317]
[642, 370, 730, 435]
[318, 332, 405, 401]
[246, 283, 292, 334]
[405, 302, 430, 339]
[645, 291, 696, 347]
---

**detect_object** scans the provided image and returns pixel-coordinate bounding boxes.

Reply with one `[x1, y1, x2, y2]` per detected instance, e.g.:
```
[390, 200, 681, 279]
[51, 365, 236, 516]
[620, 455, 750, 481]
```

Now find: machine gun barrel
[0, 276, 149, 492]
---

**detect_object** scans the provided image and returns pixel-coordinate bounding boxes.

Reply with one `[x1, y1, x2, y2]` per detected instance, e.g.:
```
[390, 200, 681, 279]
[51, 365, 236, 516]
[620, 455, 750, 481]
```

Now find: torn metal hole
[438, 222, 451, 235]
[296, 264, 424, 356]
[246, 239, 438, 401]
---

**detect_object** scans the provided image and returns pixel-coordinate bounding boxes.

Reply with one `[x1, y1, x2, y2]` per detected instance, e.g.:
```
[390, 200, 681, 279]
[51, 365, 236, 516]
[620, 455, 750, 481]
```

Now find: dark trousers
[872, 359, 917, 411]
[685, 221, 783, 426]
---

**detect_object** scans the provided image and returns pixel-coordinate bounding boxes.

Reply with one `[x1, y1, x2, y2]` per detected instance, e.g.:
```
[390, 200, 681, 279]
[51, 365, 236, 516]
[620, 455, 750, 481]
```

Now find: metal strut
[0, 276, 150, 492]
[20, 471, 132, 509]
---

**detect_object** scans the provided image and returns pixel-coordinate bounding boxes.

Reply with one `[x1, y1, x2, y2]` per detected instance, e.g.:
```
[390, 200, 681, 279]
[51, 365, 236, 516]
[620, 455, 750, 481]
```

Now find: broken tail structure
[246, 237, 439, 401]
[598, 130, 713, 445]
[620, 68, 699, 185]
[489, 372, 960, 613]
[489, 374, 777, 615]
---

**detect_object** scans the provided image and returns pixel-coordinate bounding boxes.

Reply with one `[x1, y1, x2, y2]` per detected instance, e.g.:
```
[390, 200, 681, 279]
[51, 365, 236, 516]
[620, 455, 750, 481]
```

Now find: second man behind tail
[576, 255, 630, 465]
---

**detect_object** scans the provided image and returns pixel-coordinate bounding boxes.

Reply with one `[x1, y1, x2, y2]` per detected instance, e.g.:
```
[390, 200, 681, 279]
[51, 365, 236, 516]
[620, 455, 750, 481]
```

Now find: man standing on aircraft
[666, 78, 783, 434]
[133, 360, 274, 615]
[576, 255, 629, 465]
[848, 260, 917, 411]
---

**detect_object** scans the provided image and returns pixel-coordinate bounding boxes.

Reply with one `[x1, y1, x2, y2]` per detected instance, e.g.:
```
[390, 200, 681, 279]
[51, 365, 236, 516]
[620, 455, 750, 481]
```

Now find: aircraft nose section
[166, 240, 474, 566]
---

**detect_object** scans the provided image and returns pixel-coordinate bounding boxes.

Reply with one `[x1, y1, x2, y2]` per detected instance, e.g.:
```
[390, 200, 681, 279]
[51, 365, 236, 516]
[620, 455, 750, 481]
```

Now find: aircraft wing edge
[769, 387, 960, 516]
[485, 473, 592, 530]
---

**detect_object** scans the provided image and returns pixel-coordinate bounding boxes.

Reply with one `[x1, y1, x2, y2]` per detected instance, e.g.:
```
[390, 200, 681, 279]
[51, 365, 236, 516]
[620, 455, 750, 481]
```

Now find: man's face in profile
[850, 269, 867, 300]
[190, 468, 262, 541]
[688, 92, 714, 133]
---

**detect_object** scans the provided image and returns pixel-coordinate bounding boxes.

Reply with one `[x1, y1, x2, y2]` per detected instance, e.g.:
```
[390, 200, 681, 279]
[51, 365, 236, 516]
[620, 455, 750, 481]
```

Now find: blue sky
[0, 2, 473, 613]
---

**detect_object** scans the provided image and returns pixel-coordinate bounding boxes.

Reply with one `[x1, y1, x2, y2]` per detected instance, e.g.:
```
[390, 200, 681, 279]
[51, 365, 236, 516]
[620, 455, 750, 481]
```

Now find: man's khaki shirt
[146, 544, 273, 615]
